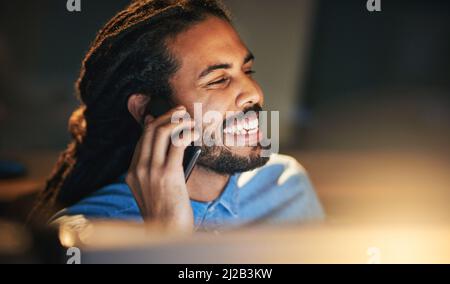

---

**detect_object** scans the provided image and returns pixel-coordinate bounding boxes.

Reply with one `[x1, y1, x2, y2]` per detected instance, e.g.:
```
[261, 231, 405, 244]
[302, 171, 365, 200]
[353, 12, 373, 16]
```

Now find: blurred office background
[0, 0, 449, 224]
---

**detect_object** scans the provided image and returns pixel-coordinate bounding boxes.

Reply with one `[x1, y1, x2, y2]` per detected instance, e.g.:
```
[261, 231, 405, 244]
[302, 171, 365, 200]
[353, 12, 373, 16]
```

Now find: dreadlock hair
[29, 0, 231, 223]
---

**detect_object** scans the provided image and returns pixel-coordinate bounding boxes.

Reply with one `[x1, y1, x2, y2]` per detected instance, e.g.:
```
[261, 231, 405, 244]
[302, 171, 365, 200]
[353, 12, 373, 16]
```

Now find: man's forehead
[167, 17, 249, 69]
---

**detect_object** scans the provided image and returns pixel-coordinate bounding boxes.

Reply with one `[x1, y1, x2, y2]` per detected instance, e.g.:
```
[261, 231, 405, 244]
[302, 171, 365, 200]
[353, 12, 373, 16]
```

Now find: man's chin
[196, 145, 270, 175]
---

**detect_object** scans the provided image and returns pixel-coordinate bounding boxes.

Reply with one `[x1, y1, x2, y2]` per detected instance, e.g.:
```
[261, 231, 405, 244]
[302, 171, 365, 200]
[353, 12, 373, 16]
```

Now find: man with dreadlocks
[31, 0, 324, 232]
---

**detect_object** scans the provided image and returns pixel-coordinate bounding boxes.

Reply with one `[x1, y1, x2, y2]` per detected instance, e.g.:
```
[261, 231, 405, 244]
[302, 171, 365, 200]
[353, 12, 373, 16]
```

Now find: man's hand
[125, 105, 198, 232]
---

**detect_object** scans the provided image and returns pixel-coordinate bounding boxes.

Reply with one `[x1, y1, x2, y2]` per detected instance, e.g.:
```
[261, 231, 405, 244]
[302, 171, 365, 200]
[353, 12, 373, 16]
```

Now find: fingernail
[176, 105, 186, 110]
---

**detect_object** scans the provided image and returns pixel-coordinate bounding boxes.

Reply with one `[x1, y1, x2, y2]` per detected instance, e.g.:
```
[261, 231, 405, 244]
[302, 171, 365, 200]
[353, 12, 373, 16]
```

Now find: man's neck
[186, 166, 230, 202]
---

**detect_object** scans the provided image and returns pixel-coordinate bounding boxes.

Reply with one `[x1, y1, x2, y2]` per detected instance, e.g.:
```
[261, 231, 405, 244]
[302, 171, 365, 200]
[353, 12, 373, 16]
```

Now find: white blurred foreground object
[57, 218, 450, 264]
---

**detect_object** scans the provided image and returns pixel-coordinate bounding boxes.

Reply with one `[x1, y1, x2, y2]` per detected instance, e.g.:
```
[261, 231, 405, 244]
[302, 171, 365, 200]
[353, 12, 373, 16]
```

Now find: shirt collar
[118, 172, 240, 216]
[215, 174, 240, 217]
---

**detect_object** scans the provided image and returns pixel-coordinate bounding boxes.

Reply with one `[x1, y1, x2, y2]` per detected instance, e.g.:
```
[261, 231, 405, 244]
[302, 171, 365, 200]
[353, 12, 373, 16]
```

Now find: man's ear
[127, 94, 150, 123]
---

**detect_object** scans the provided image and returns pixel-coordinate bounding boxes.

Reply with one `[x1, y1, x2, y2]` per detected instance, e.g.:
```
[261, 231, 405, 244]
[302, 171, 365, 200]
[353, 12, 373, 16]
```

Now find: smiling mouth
[219, 113, 262, 148]
[198, 105, 263, 147]
[223, 115, 259, 135]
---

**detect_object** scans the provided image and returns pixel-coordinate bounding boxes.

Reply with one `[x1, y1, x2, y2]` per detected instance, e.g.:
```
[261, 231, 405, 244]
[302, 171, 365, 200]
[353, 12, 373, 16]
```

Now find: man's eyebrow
[198, 63, 232, 79]
[197, 52, 255, 79]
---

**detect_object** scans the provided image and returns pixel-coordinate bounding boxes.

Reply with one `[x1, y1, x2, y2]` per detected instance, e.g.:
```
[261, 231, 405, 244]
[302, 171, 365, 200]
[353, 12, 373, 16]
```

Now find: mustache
[222, 104, 263, 129]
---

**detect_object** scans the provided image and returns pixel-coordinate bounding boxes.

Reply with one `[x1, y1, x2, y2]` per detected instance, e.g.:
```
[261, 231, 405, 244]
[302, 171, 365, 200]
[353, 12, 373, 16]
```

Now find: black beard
[196, 145, 270, 175]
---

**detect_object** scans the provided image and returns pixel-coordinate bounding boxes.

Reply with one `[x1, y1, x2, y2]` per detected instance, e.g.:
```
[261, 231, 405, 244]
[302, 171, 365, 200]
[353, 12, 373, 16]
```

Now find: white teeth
[223, 127, 243, 135]
[251, 119, 258, 129]
[223, 117, 259, 134]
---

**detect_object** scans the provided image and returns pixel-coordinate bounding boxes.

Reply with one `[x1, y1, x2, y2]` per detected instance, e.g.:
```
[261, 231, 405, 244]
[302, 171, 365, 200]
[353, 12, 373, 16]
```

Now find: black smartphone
[142, 96, 201, 182]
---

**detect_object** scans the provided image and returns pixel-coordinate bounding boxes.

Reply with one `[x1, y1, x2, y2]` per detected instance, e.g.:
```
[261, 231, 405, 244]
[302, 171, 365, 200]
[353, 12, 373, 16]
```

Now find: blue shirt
[56, 154, 325, 231]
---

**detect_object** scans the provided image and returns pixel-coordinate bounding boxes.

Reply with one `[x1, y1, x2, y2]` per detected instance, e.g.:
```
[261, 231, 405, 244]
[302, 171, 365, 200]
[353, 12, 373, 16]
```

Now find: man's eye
[208, 78, 228, 86]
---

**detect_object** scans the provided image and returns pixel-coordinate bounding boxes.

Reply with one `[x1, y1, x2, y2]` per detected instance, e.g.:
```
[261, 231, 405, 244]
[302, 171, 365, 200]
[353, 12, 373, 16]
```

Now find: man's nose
[235, 77, 263, 109]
